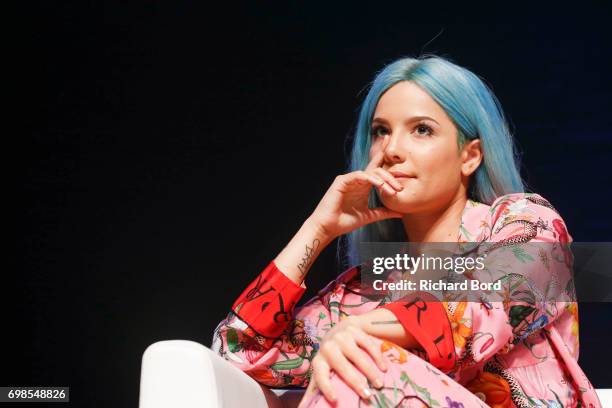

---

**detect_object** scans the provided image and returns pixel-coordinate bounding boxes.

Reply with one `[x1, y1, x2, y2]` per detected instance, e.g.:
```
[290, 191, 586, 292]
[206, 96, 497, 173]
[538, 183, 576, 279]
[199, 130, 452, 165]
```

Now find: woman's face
[369, 80, 481, 215]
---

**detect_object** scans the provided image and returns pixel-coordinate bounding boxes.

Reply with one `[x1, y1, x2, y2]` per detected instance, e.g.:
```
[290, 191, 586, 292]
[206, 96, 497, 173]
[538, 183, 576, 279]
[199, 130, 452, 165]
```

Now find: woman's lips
[394, 175, 415, 179]
[396, 176, 415, 183]
[389, 171, 416, 179]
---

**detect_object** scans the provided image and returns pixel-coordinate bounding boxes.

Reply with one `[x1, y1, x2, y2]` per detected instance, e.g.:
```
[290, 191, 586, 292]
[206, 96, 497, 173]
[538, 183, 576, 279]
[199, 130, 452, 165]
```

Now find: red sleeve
[379, 292, 456, 373]
[231, 260, 306, 338]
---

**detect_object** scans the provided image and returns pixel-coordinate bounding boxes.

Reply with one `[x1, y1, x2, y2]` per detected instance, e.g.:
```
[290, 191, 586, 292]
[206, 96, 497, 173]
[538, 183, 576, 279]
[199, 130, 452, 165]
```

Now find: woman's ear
[461, 139, 483, 177]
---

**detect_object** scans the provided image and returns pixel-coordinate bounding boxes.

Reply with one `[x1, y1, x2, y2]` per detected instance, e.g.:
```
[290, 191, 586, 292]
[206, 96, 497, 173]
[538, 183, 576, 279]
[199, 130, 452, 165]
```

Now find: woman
[211, 55, 601, 407]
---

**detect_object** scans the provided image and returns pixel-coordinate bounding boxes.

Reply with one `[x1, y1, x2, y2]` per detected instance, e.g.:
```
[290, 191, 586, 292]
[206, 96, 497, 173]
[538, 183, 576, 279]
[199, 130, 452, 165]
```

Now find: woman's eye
[371, 126, 389, 138]
[415, 124, 434, 136]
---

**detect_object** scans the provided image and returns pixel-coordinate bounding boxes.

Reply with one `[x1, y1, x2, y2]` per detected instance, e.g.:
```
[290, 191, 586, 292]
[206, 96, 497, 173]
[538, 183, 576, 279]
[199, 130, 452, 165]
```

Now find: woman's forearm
[354, 308, 421, 351]
[273, 217, 334, 286]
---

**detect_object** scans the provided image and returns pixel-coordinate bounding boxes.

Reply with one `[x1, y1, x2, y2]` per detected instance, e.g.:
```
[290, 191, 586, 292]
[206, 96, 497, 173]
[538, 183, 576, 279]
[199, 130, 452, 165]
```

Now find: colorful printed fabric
[211, 193, 602, 407]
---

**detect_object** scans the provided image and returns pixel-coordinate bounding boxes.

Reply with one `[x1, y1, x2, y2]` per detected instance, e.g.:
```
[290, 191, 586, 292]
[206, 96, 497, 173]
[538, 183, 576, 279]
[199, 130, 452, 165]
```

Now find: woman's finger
[322, 340, 373, 401]
[312, 357, 336, 403]
[372, 167, 403, 191]
[344, 171, 396, 196]
[365, 135, 390, 172]
[352, 328, 388, 373]
[377, 181, 397, 196]
[350, 170, 385, 187]
[297, 377, 318, 408]
[329, 351, 373, 400]
[342, 340, 385, 390]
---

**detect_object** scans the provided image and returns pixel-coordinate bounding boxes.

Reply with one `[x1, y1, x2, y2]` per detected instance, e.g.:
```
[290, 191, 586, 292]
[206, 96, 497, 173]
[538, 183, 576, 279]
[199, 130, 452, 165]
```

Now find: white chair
[139, 340, 611, 408]
[139, 340, 304, 408]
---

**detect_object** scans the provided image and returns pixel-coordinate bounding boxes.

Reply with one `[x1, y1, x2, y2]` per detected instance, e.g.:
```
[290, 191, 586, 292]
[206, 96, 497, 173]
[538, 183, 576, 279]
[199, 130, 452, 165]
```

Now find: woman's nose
[383, 132, 406, 164]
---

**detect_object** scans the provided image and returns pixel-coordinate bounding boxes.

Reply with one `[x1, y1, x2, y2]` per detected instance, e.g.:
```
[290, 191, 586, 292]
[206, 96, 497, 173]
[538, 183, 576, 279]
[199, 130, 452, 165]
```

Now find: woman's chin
[381, 195, 421, 214]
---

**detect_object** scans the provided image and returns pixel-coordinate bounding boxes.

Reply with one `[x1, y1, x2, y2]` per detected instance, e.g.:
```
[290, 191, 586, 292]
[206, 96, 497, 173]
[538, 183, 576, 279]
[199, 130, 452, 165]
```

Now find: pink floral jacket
[211, 192, 601, 407]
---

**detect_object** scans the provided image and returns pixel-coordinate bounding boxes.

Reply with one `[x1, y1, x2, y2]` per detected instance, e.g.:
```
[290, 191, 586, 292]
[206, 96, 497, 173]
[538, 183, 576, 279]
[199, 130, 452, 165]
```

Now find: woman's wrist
[356, 308, 420, 350]
[273, 218, 334, 286]
[303, 216, 336, 244]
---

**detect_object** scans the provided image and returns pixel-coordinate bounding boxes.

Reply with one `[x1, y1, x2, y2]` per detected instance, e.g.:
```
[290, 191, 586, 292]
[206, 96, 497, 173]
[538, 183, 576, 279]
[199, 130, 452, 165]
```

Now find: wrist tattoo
[297, 238, 320, 276]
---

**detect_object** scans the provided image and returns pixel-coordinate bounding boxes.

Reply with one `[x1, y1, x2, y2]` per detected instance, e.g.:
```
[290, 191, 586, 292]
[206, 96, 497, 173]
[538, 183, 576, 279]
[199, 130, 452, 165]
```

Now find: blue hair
[341, 54, 525, 268]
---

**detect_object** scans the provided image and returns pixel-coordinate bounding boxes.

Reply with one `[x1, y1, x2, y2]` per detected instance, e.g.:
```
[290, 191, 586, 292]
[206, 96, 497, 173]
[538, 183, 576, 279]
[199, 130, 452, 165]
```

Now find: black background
[15, 3, 612, 407]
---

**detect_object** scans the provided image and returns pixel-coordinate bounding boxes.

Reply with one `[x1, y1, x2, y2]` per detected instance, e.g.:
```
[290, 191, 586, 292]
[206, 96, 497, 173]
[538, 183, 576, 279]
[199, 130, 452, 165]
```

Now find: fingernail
[362, 387, 372, 399]
[374, 378, 384, 388]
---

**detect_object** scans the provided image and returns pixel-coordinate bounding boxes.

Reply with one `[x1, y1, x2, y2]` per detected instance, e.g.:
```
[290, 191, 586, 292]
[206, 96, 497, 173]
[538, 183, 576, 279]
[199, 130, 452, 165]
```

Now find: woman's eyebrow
[372, 116, 440, 126]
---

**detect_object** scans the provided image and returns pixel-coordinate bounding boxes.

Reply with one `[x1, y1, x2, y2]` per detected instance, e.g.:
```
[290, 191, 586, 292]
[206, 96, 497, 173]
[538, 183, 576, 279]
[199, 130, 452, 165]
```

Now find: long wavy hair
[340, 54, 526, 268]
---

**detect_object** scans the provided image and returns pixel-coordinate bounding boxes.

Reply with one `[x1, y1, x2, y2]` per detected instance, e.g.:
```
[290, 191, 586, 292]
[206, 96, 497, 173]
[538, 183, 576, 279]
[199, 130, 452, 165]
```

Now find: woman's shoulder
[487, 192, 571, 243]
[488, 192, 562, 222]
[489, 192, 560, 214]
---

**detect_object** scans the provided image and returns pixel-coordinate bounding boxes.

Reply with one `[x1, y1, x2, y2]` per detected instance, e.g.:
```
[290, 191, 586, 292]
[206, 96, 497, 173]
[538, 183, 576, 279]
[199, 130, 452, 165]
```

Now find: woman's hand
[307, 135, 404, 241]
[298, 316, 388, 407]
